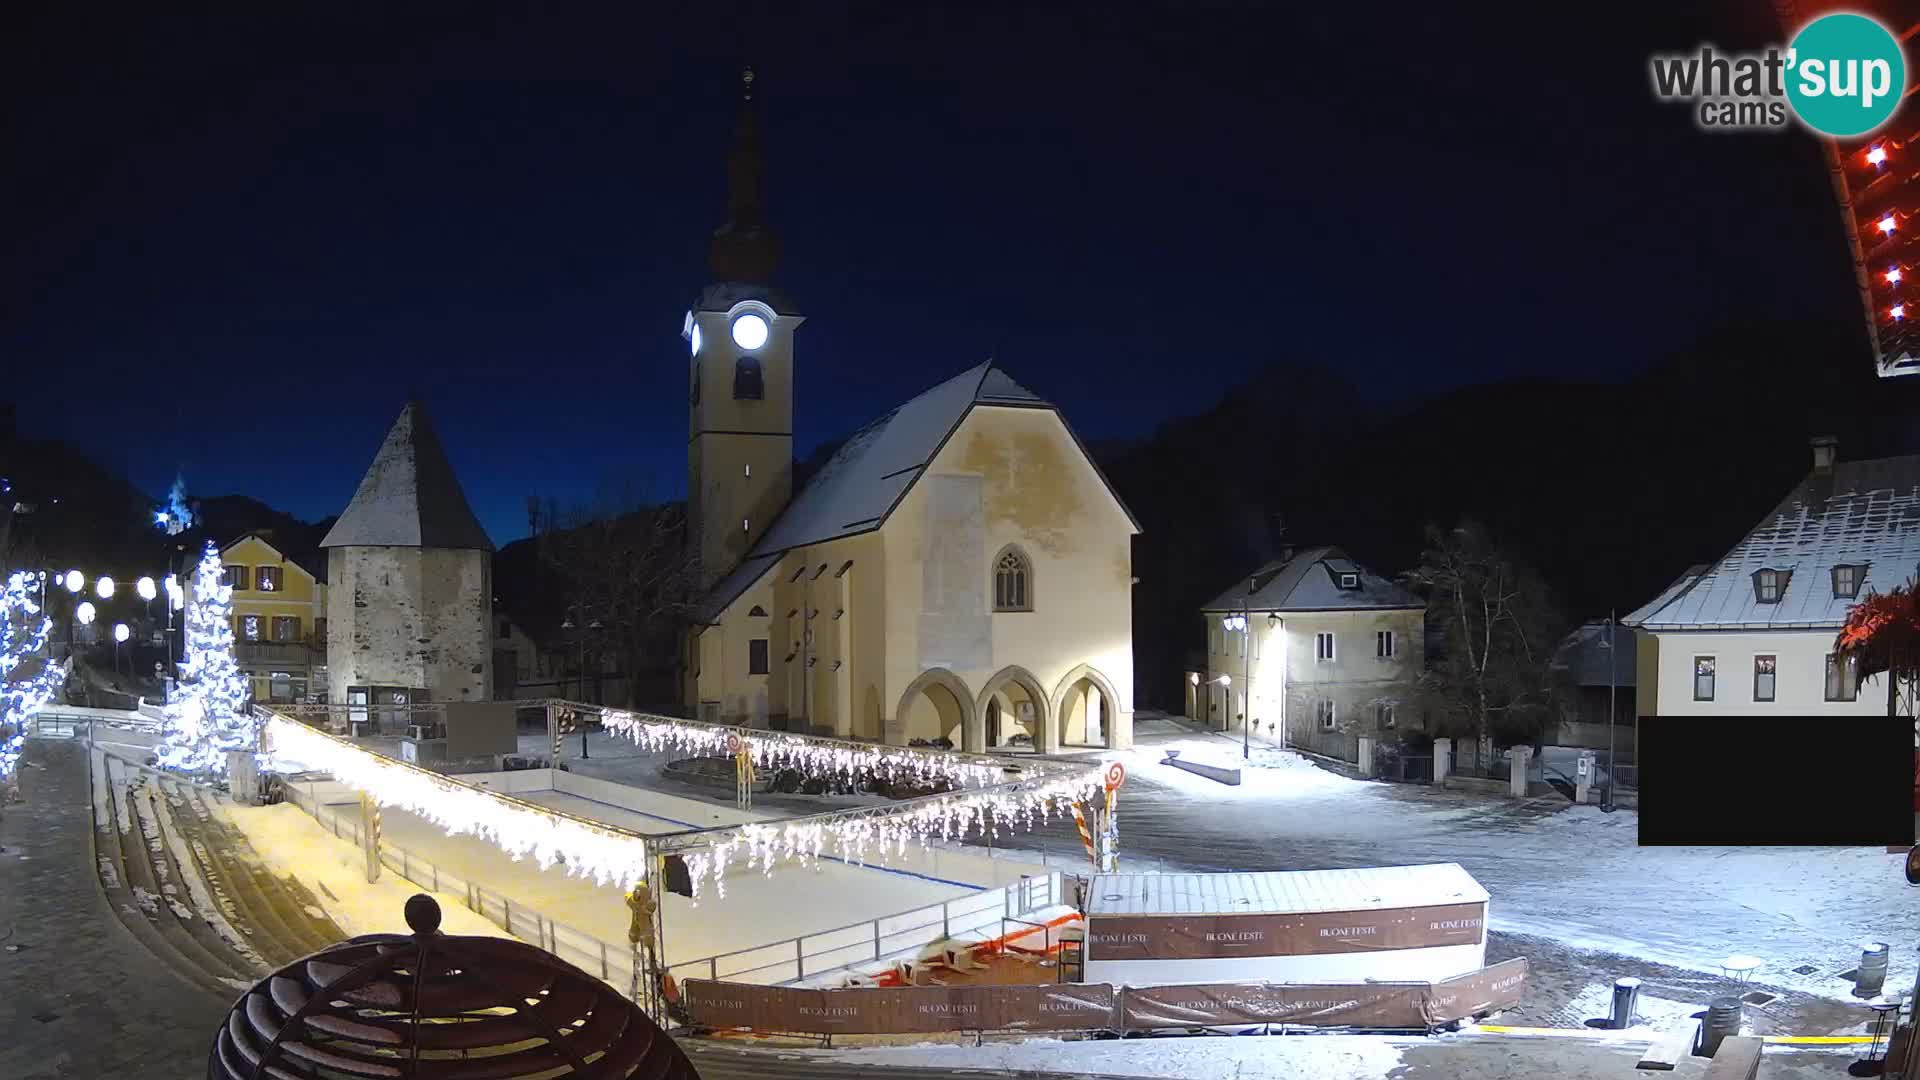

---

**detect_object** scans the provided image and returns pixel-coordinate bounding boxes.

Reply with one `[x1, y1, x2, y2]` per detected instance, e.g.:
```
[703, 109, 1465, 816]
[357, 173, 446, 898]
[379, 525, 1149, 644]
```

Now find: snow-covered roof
[1628, 454, 1920, 630]
[1086, 864, 1488, 917]
[1554, 621, 1636, 688]
[692, 360, 1139, 624]
[1622, 565, 1710, 627]
[1199, 546, 1422, 614]
[320, 402, 495, 552]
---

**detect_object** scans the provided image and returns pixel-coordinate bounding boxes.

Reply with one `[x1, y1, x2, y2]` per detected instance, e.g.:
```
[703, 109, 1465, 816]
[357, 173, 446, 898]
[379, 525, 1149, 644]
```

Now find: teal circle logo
[1786, 13, 1906, 137]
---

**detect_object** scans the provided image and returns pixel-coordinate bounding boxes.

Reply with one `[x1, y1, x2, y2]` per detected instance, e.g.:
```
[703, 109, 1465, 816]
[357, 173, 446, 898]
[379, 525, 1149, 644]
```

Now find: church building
[683, 71, 1139, 752]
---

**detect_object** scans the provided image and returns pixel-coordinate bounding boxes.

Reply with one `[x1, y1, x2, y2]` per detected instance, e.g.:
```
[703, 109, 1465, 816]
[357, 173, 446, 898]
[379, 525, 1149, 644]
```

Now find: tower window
[734, 355, 764, 399]
[993, 546, 1032, 611]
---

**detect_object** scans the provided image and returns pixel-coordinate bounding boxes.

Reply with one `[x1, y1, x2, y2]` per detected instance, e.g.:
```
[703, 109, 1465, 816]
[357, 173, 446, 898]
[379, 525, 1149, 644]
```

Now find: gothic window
[993, 546, 1032, 612]
[733, 355, 764, 400]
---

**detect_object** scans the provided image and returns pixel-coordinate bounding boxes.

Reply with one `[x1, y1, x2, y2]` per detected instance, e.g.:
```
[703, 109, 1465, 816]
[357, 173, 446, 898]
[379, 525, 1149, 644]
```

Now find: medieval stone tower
[321, 401, 495, 706]
[687, 68, 804, 590]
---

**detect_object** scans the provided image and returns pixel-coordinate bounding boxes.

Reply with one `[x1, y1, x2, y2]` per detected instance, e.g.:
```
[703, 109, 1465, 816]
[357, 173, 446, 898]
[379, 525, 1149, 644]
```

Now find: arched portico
[977, 666, 1051, 753]
[894, 668, 976, 749]
[1051, 664, 1124, 750]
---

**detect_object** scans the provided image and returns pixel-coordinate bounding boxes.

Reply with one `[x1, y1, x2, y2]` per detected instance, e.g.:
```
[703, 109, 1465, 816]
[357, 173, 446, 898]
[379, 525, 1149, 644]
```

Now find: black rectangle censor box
[1637, 716, 1913, 847]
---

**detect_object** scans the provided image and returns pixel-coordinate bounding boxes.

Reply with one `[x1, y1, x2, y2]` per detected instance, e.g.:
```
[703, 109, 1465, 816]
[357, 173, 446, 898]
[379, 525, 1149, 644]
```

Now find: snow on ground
[797, 1032, 1411, 1079]
[217, 801, 516, 942]
[1557, 982, 1704, 1036]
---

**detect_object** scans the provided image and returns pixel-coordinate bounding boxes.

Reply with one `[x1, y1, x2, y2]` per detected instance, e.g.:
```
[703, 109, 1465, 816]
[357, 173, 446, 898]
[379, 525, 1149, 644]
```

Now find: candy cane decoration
[1071, 800, 1098, 867]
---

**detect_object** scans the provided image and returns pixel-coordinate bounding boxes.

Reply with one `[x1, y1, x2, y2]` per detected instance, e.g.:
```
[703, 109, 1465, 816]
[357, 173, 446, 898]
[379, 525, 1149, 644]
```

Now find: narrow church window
[993, 546, 1033, 612]
[748, 639, 769, 675]
[734, 355, 764, 400]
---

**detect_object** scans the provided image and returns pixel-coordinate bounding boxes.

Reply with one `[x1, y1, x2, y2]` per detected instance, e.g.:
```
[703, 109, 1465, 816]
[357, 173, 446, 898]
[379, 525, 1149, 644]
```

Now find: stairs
[89, 749, 347, 995]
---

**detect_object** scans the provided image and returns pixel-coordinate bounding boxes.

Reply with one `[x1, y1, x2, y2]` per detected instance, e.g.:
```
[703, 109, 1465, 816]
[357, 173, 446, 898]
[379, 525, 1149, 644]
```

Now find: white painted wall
[1084, 941, 1485, 988]
[1647, 628, 1891, 715]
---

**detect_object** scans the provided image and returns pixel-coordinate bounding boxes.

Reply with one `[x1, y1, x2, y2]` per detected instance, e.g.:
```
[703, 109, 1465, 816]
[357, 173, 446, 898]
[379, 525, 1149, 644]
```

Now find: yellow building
[202, 532, 329, 704]
[682, 72, 1140, 752]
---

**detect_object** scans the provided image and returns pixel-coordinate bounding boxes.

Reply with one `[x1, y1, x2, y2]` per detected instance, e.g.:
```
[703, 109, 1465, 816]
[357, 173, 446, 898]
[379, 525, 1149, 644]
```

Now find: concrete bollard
[1433, 738, 1452, 784]
[1857, 942, 1890, 997]
[1610, 977, 1641, 1029]
[1357, 736, 1375, 778]
[1510, 745, 1533, 798]
[1575, 754, 1595, 804]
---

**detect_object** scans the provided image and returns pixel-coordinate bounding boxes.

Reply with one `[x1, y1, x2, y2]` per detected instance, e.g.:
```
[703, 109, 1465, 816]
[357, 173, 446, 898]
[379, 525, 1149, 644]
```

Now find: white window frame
[1692, 655, 1715, 701]
[1315, 632, 1335, 662]
[1376, 630, 1394, 659]
[1317, 699, 1337, 730]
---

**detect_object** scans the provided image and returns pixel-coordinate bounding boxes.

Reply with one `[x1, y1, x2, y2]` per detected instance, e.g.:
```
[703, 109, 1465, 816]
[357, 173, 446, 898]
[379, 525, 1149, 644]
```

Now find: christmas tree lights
[2, 571, 70, 780]
[156, 542, 255, 775]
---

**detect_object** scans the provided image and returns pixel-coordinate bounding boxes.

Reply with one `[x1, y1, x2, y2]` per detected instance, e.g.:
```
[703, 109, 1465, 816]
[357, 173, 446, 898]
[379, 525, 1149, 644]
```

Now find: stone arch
[893, 668, 977, 750]
[978, 665, 1050, 752]
[1051, 663, 1124, 750]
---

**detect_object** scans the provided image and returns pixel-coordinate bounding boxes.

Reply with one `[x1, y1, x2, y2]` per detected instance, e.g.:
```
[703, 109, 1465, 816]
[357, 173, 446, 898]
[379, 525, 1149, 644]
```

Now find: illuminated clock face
[730, 312, 769, 350]
[690, 323, 703, 356]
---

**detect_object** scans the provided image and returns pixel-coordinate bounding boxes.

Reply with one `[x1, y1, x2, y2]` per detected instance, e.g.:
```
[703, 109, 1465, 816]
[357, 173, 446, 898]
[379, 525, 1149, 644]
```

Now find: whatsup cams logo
[1650, 12, 1906, 136]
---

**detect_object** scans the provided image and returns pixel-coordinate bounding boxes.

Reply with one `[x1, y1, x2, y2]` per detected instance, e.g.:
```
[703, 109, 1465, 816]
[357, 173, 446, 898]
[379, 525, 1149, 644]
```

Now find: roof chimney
[1810, 435, 1839, 472]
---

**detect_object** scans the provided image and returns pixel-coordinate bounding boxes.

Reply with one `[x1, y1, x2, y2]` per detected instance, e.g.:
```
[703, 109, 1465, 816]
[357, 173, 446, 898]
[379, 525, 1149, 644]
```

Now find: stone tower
[687, 67, 805, 590]
[321, 401, 495, 706]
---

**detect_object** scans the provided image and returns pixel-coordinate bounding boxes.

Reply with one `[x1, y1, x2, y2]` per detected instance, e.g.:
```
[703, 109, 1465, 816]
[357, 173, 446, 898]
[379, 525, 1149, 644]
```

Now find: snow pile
[1119, 740, 1359, 801]
[803, 1033, 1409, 1079]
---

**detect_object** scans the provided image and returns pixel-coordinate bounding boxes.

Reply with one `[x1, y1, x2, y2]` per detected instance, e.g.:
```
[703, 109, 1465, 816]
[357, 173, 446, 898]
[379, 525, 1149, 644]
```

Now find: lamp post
[1601, 611, 1618, 813]
[1244, 578, 1254, 761]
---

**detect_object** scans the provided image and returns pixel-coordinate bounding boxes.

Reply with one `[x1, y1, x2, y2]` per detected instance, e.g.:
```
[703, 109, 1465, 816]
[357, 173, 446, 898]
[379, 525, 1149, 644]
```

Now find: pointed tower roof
[707, 67, 781, 284]
[320, 402, 494, 551]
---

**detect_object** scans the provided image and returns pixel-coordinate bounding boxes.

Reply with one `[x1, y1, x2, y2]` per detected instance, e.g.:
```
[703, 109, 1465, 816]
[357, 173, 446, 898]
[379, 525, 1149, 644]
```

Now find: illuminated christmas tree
[2, 570, 69, 782]
[156, 542, 254, 775]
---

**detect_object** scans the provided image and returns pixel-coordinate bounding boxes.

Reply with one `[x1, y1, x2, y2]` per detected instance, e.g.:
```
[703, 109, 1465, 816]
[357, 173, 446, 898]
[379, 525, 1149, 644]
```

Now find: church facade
[682, 72, 1139, 752]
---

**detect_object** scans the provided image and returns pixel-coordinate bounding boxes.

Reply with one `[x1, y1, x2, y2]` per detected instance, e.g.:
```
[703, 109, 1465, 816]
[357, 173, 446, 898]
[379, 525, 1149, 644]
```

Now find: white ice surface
[798, 1033, 1410, 1079]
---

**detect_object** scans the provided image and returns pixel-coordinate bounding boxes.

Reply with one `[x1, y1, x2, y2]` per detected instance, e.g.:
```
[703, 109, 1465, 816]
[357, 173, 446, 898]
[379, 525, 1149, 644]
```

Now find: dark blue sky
[2, 2, 1861, 545]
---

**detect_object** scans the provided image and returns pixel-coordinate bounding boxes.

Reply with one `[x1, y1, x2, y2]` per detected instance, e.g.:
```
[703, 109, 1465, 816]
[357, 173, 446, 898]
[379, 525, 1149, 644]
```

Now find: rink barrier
[664, 871, 1066, 986]
[682, 957, 1528, 1036]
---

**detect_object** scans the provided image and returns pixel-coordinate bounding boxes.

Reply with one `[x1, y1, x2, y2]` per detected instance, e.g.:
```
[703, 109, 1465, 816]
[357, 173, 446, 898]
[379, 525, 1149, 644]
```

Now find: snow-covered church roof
[692, 360, 1136, 623]
[321, 402, 495, 552]
[1627, 453, 1920, 630]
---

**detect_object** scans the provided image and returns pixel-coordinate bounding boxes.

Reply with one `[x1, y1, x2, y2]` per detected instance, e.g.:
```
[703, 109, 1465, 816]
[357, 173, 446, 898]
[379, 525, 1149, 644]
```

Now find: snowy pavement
[1001, 717, 1913, 1020]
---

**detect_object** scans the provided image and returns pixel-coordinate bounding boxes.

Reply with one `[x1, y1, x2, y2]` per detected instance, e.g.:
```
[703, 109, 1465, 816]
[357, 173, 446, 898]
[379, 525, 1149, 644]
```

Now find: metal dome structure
[209, 894, 700, 1080]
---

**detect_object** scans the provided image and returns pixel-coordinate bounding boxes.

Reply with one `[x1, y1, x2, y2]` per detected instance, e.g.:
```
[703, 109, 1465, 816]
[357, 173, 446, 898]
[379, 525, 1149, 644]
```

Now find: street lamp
[1597, 611, 1619, 813]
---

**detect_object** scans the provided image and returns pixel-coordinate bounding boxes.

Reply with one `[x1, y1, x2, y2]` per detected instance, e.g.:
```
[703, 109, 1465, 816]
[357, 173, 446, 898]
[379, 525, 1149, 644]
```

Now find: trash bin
[1610, 978, 1642, 1029]
[1699, 997, 1743, 1057]
[1858, 943, 1890, 998]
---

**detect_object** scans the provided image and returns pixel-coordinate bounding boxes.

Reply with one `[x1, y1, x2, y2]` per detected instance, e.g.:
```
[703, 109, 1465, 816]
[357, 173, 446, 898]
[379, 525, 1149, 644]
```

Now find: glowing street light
[96, 575, 115, 599]
[136, 576, 157, 601]
[63, 570, 83, 593]
[76, 601, 97, 625]
[113, 623, 130, 643]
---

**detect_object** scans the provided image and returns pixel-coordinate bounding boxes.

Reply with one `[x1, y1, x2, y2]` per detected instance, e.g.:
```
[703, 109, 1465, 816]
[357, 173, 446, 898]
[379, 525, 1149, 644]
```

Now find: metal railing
[664, 870, 1063, 986]
[280, 782, 642, 997]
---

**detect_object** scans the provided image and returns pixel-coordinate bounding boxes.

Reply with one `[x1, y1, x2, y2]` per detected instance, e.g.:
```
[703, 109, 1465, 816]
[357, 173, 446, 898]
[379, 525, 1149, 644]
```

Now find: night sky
[2, 2, 1863, 545]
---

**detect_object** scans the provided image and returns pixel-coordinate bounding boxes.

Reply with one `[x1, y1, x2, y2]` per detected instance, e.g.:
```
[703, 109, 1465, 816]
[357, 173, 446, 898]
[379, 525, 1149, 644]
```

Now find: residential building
[193, 532, 328, 704]
[321, 401, 496, 721]
[682, 72, 1140, 751]
[1194, 546, 1426, 755]
[1548, 620, 1636, 754]
[1624, 437, 1920, 715]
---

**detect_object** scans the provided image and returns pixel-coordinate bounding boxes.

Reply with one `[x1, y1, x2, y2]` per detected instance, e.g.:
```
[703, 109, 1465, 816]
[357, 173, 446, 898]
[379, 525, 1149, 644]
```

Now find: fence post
[943, 902, 951, 939]
[1433, 738, 1452, 785]
[795, 938, 805, 981]
[873, 920, 882, 962]
[1509, 745, 1533, 799]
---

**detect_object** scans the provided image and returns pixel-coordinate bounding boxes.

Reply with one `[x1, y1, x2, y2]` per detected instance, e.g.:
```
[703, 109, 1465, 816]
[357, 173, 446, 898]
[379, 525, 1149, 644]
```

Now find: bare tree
[1407, 520, 1566, 758]
[537, 479, 700, 709]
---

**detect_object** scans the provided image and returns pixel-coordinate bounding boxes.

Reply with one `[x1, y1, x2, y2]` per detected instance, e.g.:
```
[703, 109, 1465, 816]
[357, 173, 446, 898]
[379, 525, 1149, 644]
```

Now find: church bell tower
[687, 67, 803, 591]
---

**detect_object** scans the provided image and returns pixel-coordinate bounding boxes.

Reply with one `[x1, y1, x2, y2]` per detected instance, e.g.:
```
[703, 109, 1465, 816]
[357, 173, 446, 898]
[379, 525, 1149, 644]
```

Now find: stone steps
[89, 750, 249, 1000]
[156, 774, 345, 962]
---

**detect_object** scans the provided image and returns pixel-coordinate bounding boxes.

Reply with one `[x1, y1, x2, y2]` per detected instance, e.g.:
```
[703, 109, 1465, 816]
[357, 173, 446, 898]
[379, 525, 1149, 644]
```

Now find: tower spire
[708, 66, 780, 283]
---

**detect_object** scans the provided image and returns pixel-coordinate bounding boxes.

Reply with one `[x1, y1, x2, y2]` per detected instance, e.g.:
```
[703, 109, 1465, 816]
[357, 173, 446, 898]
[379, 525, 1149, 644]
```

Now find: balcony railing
[235, 640, 323, 664]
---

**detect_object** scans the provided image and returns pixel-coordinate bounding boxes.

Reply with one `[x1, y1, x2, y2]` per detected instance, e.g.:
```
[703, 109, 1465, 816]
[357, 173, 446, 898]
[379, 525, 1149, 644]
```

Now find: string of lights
[1, 570, 72, 779]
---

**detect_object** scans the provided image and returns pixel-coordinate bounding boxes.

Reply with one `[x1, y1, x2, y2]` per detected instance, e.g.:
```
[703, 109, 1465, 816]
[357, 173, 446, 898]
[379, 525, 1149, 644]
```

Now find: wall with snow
[326, 545, 492, 704]
[1085, 941, 1485, 988]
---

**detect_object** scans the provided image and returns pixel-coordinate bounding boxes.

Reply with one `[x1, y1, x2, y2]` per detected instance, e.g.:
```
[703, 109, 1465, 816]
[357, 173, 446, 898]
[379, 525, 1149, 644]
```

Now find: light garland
[2, 570, 71, 780]
[674, 767, 1099, 901]
[600, 709, 1018, 791]
[262, 716, 653, 890]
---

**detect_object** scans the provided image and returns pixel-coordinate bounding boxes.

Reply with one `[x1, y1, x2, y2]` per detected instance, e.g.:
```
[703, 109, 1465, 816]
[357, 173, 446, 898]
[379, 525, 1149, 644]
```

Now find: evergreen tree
[156, 541, 254, 774]
[2, 570, 69, 782]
